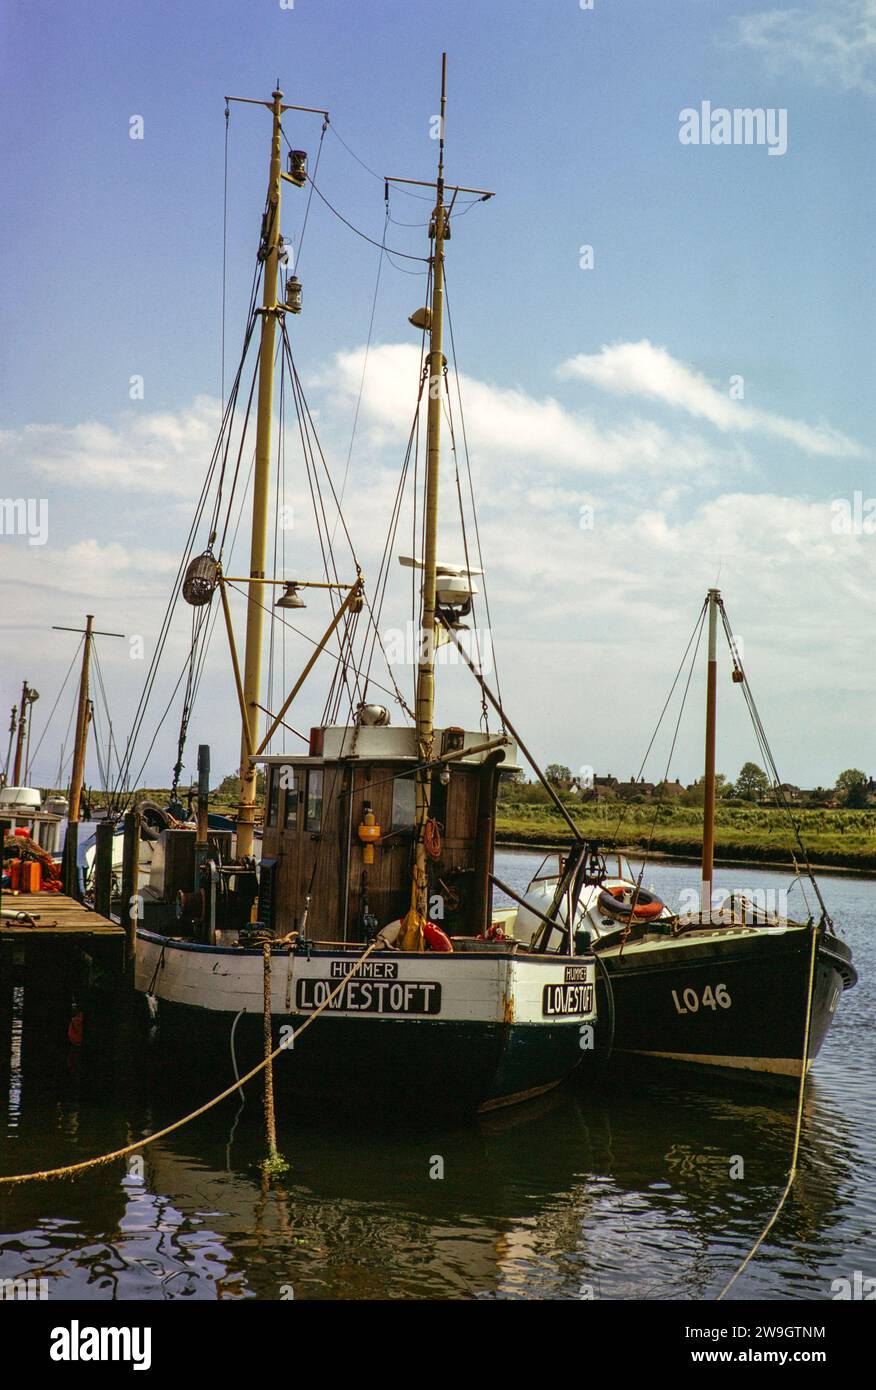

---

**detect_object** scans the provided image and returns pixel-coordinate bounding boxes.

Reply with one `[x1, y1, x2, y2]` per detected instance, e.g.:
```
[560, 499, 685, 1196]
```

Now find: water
[0, 851, 872, 1301]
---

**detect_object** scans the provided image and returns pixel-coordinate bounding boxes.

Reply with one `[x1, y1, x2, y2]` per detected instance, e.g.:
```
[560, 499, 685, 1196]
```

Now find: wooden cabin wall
[261, 759, 494, 941]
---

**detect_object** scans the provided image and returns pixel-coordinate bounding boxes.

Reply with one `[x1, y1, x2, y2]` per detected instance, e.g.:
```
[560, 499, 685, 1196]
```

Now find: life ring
[598, 885, 664, 921]
[423, 920, 453, 952]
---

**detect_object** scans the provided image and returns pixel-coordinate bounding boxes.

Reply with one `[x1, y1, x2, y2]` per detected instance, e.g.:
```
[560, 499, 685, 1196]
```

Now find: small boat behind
[502, 588, 858, 1087]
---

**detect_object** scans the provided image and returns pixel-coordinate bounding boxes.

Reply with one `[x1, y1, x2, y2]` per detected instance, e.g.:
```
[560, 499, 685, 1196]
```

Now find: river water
[0, 851, 872, 1301]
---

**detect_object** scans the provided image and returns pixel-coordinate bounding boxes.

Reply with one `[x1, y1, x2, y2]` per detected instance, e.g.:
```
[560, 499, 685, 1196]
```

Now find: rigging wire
[444, 273, 504, 724]
[719, 600, 833, 928]
[608, 598, 709, 851]
[27, 636, 83, 772]
[330, 209, 388, 544]
[303, 174, 430, 261]
[280, 115, 326, 272]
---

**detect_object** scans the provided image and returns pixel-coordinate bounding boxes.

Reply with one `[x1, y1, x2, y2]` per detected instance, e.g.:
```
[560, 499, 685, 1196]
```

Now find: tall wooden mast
[236, 88, 285, 859]
[229, 86, 327, 856]
[51, 616, 124, 816]
[406, 55, 449, 943]
[69, 614, 94, 826]
[700, 588, 720, 915]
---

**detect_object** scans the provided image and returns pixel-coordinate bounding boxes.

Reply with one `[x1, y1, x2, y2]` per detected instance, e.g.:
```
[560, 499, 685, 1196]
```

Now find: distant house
[759, 783, 803, 806]
[616, 776, 656, 801]
[571, 773, 618, 802]
[656, 778, 685, 799]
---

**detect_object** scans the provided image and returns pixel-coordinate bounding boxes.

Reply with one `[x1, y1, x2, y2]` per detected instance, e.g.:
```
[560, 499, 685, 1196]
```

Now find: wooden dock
[0, 890, 124, 942]
[0, 891, 128, 1074]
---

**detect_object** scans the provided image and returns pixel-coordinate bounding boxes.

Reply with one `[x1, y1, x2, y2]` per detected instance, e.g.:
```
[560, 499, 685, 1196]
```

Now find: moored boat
[503, 590, 857, 1085]
[128, 61, 598, 1118]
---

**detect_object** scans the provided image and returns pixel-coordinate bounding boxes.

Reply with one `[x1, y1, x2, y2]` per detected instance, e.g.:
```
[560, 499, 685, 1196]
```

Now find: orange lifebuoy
[423, 920, 453, 952]
[598, 886, 664, 921]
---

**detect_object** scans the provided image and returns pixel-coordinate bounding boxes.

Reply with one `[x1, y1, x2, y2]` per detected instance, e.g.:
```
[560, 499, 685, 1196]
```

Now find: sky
[0, 0, 874, 797]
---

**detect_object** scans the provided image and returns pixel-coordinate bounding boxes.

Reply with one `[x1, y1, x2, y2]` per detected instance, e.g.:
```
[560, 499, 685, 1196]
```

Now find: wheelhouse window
[282, 766, 298, 829]
[305, 769, 323, 832]
[266, 767, 281, 827]
[391, 774, 416, 831]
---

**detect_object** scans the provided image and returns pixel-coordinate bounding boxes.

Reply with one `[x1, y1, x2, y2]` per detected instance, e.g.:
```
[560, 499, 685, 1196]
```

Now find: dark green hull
[140, 998, 584, 1117]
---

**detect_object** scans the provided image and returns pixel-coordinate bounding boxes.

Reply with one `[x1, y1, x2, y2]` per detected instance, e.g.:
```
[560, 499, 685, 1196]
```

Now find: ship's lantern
[285, 275, 302, 314]
[287, 149, 308, 186]
[441, 727, 465, 755]
[275, 582, 306, 609]
[182, 550, 219, 607]
[408, 306, 432, 331]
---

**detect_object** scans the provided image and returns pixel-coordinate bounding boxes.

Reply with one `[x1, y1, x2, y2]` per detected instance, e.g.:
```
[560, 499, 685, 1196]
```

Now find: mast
[700, 588, 719, 915]
[236, 88, 285, 859]
[11, 680, 31, 785]
[406, 54, 448, 943]
[69, 614, 94, 825]
[1, 704, 16, 787]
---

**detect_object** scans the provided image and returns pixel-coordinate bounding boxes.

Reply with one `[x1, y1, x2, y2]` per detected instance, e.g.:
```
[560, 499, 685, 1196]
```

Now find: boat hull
[135, 932, 596, 1116]
[593, 924, 855, 1085]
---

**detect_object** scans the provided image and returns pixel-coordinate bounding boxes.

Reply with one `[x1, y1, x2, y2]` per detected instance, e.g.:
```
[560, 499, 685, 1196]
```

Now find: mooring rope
[0, 941, 378, 1187]
[715, 919, 820, 1299]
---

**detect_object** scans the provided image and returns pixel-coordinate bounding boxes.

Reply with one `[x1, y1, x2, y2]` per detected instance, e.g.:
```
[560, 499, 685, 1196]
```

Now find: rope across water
[0, 940, 379, 1187]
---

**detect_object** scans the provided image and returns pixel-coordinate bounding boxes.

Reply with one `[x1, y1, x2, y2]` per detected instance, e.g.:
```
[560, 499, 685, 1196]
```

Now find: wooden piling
[94, 818, 115, 918]
[120, 809, 140, 979]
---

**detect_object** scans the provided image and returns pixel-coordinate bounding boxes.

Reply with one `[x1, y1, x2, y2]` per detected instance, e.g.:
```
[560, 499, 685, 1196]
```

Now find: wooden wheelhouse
[259, 724, 517, 941]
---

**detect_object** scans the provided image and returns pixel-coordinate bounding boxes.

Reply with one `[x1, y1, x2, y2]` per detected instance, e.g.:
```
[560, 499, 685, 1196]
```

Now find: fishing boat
[129, 62, 598, 1117]
[504, 589, 857, 1085]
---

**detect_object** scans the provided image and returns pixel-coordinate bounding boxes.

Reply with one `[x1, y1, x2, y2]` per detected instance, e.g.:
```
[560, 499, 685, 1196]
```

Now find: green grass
[495, 799, 876, 871]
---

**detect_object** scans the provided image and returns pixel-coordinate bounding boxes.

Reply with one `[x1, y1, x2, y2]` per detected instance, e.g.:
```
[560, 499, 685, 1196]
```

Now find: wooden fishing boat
[505, 590, 857, 1085]
[129, 61, 597, 1117]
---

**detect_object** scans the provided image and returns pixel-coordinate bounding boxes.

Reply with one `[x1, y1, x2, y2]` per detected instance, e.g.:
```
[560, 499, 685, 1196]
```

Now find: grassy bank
[495, 799, 876, 873]
[73, 786, 876, 873]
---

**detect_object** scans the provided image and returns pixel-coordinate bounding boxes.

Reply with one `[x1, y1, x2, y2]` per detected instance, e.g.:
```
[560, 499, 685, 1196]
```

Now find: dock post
[62, 820, 80, 899]
[120, 809, 141, 981]
[94, 819, 115, 918]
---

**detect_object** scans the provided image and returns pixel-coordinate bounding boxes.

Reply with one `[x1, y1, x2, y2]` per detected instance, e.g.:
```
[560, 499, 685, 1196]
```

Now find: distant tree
[545, 764, 572, 787]
[215, 769, 264, 802]
[680, 774, 729, 806]
[735, 761, 769, 801]
[836, 768, 868, 808]
[216, 771, 241, 800]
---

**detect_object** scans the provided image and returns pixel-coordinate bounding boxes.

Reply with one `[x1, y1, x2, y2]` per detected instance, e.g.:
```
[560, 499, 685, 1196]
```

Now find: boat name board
[542, 982, 594, 1017]
[329, 960, 398, 979]
[296, 978, 441, 1015]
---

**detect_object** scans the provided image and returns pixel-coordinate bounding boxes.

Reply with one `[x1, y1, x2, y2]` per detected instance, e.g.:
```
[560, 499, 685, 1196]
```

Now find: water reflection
[0, 851, 870, 1301]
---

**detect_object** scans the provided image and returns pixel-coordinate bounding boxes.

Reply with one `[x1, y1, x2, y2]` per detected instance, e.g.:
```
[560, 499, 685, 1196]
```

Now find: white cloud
[2, 357, 872, 788]
[320, 342, 737, 479]
[0, 395, 223, 494]
[737, 1, 876, 95]
[559, 340, 864, 458]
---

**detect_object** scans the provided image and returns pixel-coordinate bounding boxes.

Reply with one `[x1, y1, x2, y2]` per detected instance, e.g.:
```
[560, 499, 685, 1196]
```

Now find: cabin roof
[255, 724, 520, 769]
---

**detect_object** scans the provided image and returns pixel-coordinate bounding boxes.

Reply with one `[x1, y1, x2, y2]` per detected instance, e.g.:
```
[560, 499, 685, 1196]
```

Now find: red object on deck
[19, 861, 42, 892]
[8, 860, 21, 890]
[67, 1012, 84, 1047]
[423, 921, 453, 953]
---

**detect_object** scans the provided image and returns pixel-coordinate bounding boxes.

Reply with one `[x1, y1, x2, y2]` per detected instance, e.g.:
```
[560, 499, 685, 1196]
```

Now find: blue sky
[1, 0, 874, 794]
